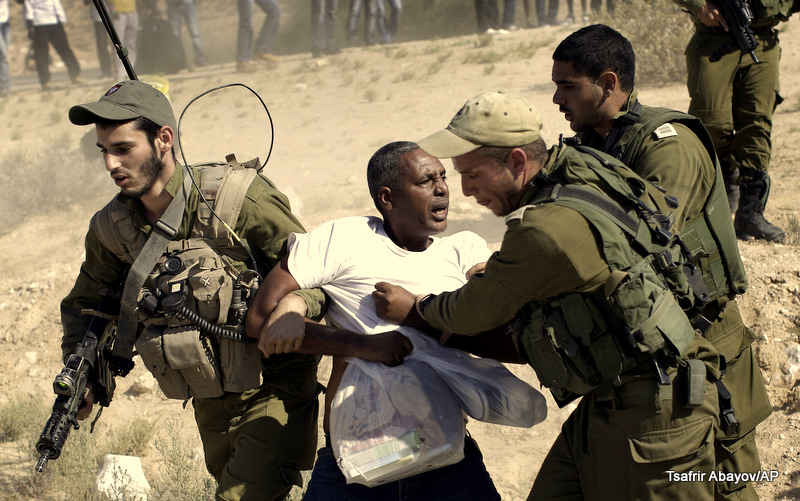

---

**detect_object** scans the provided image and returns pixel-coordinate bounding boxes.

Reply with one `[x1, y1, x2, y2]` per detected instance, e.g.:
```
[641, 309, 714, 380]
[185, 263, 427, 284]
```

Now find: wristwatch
[415, 293, 436, 320]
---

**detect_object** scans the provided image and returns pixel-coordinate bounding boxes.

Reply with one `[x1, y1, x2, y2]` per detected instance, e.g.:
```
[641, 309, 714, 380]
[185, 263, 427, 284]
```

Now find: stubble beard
[123, 151, 166, 199]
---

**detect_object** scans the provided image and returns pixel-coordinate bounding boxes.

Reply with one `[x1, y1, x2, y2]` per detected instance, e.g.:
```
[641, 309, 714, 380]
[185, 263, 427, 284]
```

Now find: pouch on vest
[750, 0, 794, 19]
[605, 256, 696, 358]
[218, 337, 262, 392]
[135, 325, 224, 399]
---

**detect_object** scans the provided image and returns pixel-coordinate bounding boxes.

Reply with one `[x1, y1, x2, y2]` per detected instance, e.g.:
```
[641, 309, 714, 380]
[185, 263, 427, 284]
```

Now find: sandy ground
[1, 2, 800, 500]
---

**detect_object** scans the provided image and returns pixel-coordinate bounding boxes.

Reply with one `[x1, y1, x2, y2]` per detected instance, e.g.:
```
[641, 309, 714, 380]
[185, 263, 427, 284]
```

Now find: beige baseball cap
[69, 80, 177, 132]
[418, 91, 542, 158]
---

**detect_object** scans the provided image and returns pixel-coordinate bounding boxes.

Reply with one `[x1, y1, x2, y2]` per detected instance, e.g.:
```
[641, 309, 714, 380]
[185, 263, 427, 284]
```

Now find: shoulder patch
[504, 204, 536, 225]
[652, 123, 678, 140]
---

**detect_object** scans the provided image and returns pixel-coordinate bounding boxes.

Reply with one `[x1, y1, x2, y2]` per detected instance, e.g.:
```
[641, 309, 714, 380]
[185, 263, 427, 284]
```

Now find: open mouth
[431, 200, 449, 221]
[112, 173, 128, 187]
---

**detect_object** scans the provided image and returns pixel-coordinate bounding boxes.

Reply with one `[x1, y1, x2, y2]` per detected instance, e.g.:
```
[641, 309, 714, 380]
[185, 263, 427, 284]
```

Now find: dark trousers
[311, 0, 338, 51]
[33, 23, 80, 85]
[92, 21, 112, 77]
[237, 0, 281, 61]
[473, 0, 499, 31]
[501, 0, 516, 28]
[536, 0, 558, 24]
[346, 0, 380, 45]
[591, 0, 613, 14]
[304, 435, 501, 500]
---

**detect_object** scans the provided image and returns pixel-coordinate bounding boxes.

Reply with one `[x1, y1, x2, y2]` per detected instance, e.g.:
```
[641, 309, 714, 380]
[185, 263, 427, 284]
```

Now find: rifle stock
[35, 294, 122, 472]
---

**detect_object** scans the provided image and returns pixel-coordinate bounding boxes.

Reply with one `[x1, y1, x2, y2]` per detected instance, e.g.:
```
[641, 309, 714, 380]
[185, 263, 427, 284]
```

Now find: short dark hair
[552, 24, 635, 92]
[367, 141, 420, 213]
[478, 138, 549, 167]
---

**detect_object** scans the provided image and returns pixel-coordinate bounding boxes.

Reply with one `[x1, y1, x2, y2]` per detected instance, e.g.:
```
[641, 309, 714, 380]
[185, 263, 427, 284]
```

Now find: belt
[697, 24, 776, 36]
[594, 373, 676, 409]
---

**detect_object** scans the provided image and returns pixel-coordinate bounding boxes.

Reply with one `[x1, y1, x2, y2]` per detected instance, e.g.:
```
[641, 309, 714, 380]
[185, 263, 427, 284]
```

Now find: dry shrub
[0, 134, 113, 239]
[599, 0, 693, 87]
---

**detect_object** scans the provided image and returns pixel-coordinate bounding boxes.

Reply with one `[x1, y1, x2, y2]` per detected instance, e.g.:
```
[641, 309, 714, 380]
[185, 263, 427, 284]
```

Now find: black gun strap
[112, 172, 192, 373]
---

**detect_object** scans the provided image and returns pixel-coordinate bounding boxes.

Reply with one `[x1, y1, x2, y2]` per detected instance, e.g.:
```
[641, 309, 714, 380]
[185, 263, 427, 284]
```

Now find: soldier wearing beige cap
[374, 91, 726, 500]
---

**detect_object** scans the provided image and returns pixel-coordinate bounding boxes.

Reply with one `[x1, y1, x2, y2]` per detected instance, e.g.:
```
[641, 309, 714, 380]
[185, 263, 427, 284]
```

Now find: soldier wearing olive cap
[374, 91, 726, 500]
[62, 80, 326, 501]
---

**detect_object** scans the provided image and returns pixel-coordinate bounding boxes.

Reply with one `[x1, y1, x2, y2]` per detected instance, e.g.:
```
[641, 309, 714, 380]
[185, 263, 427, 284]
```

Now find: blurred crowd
[0, 0, 614, 96]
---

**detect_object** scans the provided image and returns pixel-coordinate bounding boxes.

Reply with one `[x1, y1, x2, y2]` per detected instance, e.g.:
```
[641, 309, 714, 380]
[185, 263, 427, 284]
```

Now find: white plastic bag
[407, 330, 548, 428]
[330, 358, 466, 487]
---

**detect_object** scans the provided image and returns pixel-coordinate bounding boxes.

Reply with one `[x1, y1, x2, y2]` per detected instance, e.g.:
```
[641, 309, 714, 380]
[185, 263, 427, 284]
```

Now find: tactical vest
[749, 0, 795, 23]
[511, 144, 708, 404]
[92, 157, 264, 400]
[586, 103, 748, 315]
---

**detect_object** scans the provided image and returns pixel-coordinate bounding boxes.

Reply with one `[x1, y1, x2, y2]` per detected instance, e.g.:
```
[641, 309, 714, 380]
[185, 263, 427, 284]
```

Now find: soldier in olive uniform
[551, 24, 771, 500]
[62, 80, 326, 501]
[672, 0, 796, 242]
[373, 91, 725, 499]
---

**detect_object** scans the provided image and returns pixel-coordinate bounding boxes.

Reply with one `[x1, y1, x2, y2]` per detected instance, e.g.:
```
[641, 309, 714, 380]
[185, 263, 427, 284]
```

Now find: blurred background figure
[346, 0, 380, 46]
[590, 0, 613, 17]
[564, 0, 588, 23]
[0, 0, 9, 96]
[501, 0, 517, 30]
[86, 0, 112, 78]
[473, 0, 500, 33]
[24, 0, 82, 89]
[237, 0, 281, 72]
[109, 0, 138, 80]
[166, 0, 205, 67]
[311, 0, 339, 57]
[376, 0, 401, 43]
[536, 0, 558, 26]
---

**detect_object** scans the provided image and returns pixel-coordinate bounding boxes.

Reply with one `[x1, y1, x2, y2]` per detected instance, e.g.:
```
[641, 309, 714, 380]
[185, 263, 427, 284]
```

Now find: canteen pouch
[218, 336, 263, 393]
[135, 325, 224, 399]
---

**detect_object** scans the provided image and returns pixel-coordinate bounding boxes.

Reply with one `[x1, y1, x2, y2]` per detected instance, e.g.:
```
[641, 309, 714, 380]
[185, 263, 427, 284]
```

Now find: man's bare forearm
[299, 321, 412, 366]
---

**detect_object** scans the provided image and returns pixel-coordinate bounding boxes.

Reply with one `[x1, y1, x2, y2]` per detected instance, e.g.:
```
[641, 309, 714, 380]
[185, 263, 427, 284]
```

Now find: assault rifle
[710, 0, 760, 63]
[35, 292, 123, 472]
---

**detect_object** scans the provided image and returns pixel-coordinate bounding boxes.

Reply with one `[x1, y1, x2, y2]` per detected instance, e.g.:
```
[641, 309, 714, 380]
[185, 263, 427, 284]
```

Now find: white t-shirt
[287, 216, 491, 337]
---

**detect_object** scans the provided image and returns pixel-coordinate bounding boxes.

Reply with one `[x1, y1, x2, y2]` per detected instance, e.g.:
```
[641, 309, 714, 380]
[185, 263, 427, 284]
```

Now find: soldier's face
[96, 121, 166, 199]
[453, 150, 519, 217]
[552, 59, 606, 133]
[386, 150, 450, 240]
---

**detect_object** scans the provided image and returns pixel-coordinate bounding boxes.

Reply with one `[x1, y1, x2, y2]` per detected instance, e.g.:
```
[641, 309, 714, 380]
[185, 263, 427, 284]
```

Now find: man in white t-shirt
[245, 141, 504, 500]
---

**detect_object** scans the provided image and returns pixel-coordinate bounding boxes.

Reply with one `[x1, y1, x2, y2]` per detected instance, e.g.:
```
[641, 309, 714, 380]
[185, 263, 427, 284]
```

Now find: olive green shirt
[576, 90, 714, 232]
[423, 146, 610, 335]
[61, 165, 325, 367]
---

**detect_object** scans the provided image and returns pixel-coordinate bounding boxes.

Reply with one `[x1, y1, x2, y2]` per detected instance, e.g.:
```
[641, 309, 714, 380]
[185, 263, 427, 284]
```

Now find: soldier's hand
[373, 282, 416, 324]
[466, 262, 487, 279]
[259, 295, 308, 357]
[76, 384, 95, 420]
[358, 331, 413, 366]
[698, 2, 729, 30]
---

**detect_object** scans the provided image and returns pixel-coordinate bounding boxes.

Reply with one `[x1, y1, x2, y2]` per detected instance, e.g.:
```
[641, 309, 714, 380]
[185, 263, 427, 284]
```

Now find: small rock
[127, 375, 155, 396]
[94, 454, 150, 501]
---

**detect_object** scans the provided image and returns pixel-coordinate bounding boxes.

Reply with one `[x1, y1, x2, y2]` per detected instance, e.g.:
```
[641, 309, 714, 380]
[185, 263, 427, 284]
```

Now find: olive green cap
[418, 91, 542, 158]
[69, 80, 177, 132]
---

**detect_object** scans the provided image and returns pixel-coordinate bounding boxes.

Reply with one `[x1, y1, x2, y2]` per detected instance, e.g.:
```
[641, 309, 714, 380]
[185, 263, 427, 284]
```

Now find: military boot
[734, 169, 785, 242]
